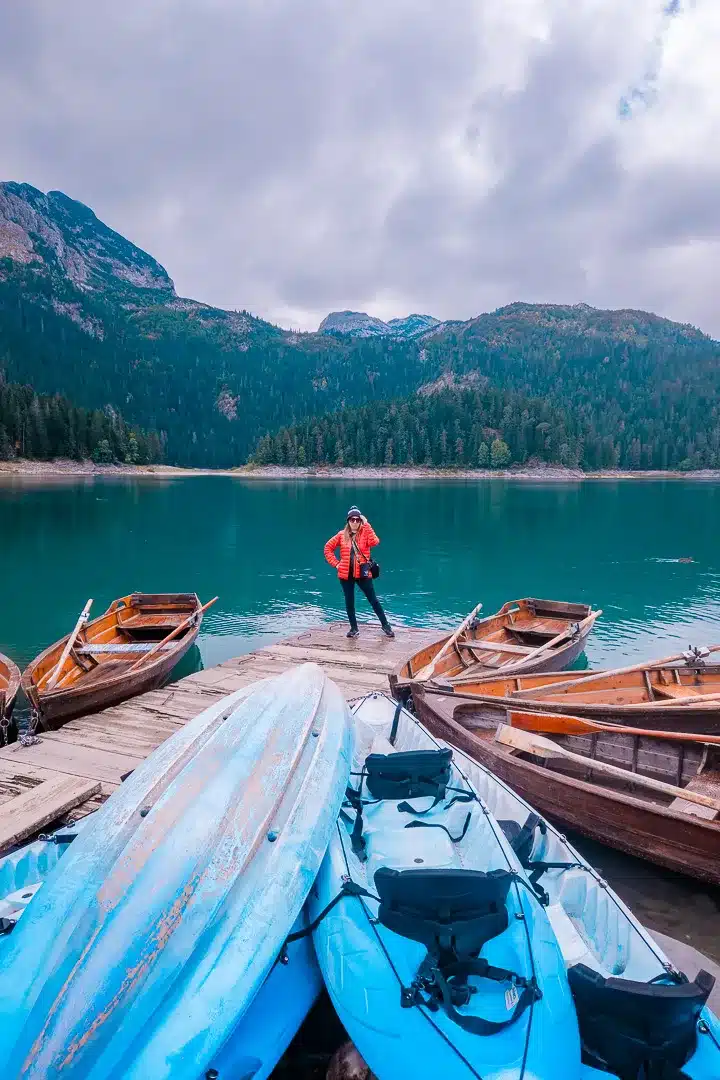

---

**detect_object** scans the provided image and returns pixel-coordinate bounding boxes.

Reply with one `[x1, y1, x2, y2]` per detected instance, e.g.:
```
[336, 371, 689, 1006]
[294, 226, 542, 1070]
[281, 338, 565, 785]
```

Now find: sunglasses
[348, 517, 361, 523]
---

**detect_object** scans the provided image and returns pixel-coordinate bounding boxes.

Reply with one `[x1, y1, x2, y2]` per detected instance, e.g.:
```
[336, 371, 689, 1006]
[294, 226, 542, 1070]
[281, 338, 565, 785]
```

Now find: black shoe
[347, 628, 360, 639]
[381, 625, 395, 639]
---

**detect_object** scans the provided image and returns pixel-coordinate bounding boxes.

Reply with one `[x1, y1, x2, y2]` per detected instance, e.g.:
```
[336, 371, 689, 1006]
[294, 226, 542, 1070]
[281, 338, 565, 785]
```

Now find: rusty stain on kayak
[25, 874, 203, 1073]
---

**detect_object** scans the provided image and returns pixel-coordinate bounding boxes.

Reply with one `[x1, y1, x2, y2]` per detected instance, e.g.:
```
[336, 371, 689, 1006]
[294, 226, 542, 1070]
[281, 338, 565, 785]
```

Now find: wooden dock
[0, 623, 439, 847]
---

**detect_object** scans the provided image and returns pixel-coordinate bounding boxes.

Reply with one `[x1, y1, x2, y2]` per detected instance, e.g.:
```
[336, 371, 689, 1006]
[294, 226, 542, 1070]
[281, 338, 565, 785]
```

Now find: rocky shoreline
[3, 458, 720, 481]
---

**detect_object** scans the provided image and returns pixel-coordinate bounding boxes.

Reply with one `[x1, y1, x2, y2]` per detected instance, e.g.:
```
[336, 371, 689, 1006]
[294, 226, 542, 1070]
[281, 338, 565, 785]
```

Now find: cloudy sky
[1, 1, 719, 334]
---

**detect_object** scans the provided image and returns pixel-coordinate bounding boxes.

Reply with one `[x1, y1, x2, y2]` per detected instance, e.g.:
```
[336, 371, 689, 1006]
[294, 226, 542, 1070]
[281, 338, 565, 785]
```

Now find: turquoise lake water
[0, 475, 718, 960]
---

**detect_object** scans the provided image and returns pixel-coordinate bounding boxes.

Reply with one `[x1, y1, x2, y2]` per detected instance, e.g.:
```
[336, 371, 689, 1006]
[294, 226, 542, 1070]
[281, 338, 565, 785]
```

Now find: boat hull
[413, 690, 720, 886]
[390, 597, 599, 696]
[0, 664, 352, 1080]
[20, 593, 204, 733]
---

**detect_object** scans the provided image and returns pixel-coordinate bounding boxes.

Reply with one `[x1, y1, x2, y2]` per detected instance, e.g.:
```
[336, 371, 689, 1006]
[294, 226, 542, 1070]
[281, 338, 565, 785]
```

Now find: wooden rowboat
[390, 597, 601, 696]
[411, 686, 720, 886]
[420, 661, 720, 735]
[0, 653, 20, 735]
[21, 593, 205, 732]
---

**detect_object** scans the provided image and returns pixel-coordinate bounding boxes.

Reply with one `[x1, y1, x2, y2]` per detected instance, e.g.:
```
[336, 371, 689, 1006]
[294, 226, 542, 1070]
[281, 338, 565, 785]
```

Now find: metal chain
[19, 709, 42, 747]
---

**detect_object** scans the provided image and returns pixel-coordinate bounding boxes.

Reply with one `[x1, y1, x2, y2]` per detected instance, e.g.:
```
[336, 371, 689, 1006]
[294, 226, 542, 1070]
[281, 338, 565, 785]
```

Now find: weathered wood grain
[0, 775, 101, 853]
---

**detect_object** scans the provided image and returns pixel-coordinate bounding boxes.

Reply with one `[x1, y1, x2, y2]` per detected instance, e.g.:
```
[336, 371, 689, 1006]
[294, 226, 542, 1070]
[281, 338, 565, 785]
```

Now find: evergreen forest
[251, 380, 720, 471]
[0, 379, 164, 464]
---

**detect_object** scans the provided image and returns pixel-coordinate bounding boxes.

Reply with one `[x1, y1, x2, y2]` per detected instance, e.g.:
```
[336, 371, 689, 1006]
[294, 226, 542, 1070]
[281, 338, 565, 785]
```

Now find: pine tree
[490, 438, 511, 468]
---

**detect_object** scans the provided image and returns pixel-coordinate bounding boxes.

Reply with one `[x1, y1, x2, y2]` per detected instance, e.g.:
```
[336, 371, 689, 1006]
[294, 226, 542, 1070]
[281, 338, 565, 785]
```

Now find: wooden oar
[495, 725, 720, 814]
[43, 599, 94, 691]
[125, 597, 218, 674]
[510, 644, 720, 699]
[624, 692, 720, 710]
[508, 708, 720, 746]
[413, 603, 482, 683]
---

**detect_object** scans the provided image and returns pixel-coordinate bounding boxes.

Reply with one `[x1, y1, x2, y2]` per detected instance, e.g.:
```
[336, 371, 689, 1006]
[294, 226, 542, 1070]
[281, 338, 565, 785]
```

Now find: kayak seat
[374, 867, 540, 1036]
[346, 749, 472, 860]
[568, 962, 715, 1079]
[364, 748, 452, 803]
[497, 813, 543, 866]
[374, 866, 511, 959]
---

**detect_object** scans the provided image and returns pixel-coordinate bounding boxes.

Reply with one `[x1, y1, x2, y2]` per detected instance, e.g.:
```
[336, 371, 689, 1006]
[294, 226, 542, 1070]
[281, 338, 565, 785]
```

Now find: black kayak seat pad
[364, 748, 452, 803]
[568, 962, 716, 1078]
[374, 866, 511, 957]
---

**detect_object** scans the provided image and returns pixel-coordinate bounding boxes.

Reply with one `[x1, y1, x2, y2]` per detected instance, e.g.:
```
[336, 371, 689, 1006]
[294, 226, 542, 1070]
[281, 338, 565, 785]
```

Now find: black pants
[340, 576, 388, 631]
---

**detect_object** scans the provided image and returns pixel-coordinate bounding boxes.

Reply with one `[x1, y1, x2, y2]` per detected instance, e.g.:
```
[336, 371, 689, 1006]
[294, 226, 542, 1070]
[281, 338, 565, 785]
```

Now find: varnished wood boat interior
[23, 593, 202, 706]
[480, 721, 719, 819]
[443, 664, 720, 707]
[395, 598, 600, 685]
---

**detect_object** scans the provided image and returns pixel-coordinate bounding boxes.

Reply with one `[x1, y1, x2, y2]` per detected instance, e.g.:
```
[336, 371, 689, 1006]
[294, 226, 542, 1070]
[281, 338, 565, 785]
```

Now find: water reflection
[1, 475, 719, 959]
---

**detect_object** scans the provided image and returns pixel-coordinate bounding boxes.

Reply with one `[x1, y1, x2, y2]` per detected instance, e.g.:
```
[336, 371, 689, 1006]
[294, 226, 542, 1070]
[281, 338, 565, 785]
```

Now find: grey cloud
[1, 0, 718, 335]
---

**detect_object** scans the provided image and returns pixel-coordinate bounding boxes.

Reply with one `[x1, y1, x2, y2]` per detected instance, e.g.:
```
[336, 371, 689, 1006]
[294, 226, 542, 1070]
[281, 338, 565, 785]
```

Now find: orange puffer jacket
[324, 522, 380, 580]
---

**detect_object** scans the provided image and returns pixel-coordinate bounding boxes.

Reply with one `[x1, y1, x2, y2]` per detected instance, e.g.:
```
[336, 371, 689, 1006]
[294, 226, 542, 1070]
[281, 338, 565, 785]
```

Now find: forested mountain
[252, 381, 582, 468]
[2, 182, 720, 469]
[252, 373, 720, 472]
[0, 379, 163, 464]
[0, 183, 428, 466]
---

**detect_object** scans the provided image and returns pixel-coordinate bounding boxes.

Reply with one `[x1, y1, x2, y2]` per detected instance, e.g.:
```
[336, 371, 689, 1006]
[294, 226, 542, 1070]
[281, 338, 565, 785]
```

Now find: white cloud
[1, 0, 718, 334]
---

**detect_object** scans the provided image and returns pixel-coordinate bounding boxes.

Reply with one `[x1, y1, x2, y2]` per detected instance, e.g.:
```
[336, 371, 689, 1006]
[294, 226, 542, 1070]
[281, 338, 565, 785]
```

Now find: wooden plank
[40, 728, 165, 758]
[61, 716, 181, 746]
[0, 775, 100, 853]
[0, 740, 143, 785]
[654, 685, 703, 700]
[0, 760, 66, 785]
[260, 647, 398, 672]
[669, 772, 720, 820]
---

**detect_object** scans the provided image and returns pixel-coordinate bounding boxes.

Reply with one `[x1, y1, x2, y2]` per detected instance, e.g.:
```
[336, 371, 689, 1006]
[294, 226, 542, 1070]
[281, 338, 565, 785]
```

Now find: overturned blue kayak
[312, 692, 581, 1079]
[0, 663, 352, 1080]
[0, 812, 323, 1080]
[313, 692, 720, 1080]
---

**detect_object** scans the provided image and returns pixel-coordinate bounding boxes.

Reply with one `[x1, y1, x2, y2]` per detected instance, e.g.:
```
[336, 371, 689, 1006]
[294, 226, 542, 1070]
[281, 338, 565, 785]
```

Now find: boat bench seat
[458, 642, 536, 656]
[516, 618, 566, 634]
[119, 614, 186, 630]
[652, 684, 702, 699]
[76, 643, 176, 655]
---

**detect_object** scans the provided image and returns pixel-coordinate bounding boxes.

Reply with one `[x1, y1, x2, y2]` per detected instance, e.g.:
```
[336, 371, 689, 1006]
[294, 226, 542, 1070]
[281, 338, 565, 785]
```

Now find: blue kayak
[312, 692, 581, 1079]
[313, 692, 720, 1080]
[0, 663, 351, 1080]
[0, 811, 323, 1080]
[0, 811, 322, 1080]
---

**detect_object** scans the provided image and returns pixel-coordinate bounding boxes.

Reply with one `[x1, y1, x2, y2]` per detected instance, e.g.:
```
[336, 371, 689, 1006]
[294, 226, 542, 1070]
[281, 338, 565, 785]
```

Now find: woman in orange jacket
[324, 505, 394, 639]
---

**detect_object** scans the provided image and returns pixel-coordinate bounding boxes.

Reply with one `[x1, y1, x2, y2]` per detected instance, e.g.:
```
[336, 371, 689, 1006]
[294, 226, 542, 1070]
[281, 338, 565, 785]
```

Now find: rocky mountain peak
[0, 181, 174, 297]
[318, 309, 440, 339]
